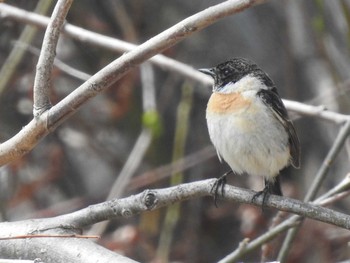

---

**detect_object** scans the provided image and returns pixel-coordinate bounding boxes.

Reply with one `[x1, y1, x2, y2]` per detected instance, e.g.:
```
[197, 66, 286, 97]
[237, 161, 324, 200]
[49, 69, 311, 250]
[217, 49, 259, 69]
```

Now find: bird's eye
[224, 69, 231, 75]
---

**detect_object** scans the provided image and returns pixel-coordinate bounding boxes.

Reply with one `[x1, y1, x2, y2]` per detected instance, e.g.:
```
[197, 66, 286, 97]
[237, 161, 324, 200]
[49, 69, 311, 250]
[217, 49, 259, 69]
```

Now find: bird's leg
[211, 170, 233, 207]
[252, 177, 283, 210]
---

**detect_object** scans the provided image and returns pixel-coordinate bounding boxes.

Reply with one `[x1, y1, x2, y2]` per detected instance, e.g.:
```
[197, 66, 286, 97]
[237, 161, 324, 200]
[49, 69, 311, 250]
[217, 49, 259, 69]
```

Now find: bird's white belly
[206, 104, 290, 180]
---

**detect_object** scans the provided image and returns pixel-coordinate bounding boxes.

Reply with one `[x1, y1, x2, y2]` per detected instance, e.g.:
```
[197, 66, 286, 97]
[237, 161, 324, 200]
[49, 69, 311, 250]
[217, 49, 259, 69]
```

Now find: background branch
[218, 172, 350, 262]
[278, 119, 350, 261]
[0, 0, 53, 95]
[1, 2, 349, 124]
[89, 63, 157, 236]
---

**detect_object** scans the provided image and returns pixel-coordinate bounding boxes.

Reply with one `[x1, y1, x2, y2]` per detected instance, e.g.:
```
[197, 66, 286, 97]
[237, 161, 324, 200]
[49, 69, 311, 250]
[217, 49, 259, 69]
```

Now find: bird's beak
[198, 68, 215, 77]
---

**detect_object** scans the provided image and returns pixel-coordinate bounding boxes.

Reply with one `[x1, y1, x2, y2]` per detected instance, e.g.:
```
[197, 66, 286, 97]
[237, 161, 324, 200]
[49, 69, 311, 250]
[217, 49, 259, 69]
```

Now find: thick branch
[0, 116, 48, 165]
[46, 0, 264, 129]
[0, 238, 138, 263]
[1, 179, 348, 236]
[0, 0, 264, 166]
[0, 179, 349, 261]
[33, 0, 73, 116]
[1, 2, 349, 124]
[73, 181, 350, 229]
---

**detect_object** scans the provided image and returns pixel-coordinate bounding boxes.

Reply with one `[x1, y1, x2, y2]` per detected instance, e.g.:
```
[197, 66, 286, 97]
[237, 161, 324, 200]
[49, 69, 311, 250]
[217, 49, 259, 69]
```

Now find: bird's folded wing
[257, 88, 301, 168]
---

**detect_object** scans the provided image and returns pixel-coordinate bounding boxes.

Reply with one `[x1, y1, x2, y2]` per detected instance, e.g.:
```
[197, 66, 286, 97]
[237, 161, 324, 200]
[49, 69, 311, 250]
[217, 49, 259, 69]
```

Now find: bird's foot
[252, 178, 283, 211]
[211, 170, 233, 207]
[252, 186, 270, 211]
[253, 183, 276, 211]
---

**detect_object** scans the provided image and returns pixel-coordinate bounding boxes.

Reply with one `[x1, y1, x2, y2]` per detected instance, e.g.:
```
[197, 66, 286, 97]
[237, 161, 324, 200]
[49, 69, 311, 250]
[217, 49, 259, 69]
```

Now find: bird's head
[199, 58, 274, 93]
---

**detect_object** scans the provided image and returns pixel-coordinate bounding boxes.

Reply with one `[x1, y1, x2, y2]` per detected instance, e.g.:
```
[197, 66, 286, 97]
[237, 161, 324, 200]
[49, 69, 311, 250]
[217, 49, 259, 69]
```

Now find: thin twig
[128, 145, 216, 191]
[0, 2, 212, 91]
[0, 234, 99, 240]
[318, 189, 350, 206]
[156, 82, 194, 261]
[316, 173, 350, 202]
[0, 259, 43, 263]
[283, 99, 350, 124]
[218, 173, 350, 262]
[278, 120, 350, 262]
[0, 0, 53, 95]
[13, 41, 91, 81]
[218, 216, 300, 263]
[88, 63, 156, 236]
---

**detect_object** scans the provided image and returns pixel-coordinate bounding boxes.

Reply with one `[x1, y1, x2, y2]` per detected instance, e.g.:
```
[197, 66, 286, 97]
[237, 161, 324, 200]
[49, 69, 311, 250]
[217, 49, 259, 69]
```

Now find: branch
[220, 174, 350, 262]
[0, 237, 138, 263]
[2, 2, 349, 125]
[32, 0, 73, 116]
[2, 179, 349, 236]
[278, 119, 350, 261]
[0, 0, 265, 166]
[283, 99, 350, 124]
[306, 120, 350, 201]
[0, 0, 53, 95]
[88, 63, 157, 236]
[0, 260, 43, 263]
[1, 179, 349, 261]
[0, 2, 212, 87]
[14, 41, 91, 81]
[128, 145, 217, 191]
[218, 216, 301, 263]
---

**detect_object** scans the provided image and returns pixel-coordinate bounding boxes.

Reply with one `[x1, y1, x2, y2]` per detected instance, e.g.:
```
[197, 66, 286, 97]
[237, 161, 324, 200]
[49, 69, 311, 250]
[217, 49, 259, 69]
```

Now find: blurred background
[1, 0, 350, 262]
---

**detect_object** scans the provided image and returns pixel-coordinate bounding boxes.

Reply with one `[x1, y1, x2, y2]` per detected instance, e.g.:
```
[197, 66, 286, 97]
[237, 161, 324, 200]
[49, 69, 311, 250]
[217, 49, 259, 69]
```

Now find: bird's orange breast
[207, 92, 251, 114]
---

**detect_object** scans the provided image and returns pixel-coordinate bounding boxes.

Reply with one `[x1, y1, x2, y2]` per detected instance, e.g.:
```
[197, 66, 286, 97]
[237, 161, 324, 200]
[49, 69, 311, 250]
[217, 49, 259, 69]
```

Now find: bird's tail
[265, 175, 283, 196]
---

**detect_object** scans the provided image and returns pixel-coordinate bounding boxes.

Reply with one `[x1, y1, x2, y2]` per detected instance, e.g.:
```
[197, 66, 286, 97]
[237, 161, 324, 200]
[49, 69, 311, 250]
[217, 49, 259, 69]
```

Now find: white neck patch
[215, 74, 266, 94]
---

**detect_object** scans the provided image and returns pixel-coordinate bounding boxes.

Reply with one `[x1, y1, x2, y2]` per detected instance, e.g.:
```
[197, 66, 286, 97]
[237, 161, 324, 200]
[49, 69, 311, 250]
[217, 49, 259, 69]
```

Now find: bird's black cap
[199, 58, 275, 90]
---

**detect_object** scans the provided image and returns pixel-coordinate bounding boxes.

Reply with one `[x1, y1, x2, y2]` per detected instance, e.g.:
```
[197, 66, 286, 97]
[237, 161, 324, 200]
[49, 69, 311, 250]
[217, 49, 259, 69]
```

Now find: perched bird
[199, 58, 300, 205]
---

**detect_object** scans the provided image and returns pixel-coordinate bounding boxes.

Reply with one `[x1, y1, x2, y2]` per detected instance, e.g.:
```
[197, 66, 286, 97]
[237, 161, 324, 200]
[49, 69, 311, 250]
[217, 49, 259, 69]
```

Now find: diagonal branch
[218, 173, 350, 262]
[283, 99, 350, 124]
[0, 0, 265, 166]
[33, 0, 73, 116]
[1, 2, 349, 124]
[278, 119, 350, 261]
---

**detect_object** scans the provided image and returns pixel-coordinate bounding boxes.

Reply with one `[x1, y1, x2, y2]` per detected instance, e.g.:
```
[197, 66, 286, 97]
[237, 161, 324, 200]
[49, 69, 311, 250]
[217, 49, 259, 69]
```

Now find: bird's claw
[211, 170, 233, 207]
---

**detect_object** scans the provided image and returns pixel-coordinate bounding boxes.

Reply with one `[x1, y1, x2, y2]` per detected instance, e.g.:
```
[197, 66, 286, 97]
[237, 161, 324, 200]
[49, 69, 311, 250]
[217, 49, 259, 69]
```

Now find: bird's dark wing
[257, 88, 301, 168]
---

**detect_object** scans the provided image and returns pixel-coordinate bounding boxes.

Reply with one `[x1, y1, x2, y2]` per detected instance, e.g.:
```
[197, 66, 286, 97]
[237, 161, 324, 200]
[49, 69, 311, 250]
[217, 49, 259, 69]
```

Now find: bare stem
[278, 120, 350, 262]
[33, 0, 73, 116]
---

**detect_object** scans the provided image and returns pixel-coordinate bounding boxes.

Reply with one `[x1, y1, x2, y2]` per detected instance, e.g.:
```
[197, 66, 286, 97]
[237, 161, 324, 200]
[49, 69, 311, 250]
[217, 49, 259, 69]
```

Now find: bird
[199, 58, 300, 207]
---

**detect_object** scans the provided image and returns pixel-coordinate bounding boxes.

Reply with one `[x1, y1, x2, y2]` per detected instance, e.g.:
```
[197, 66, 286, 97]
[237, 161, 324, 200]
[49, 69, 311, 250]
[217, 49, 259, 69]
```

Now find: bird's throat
[207, 92, 251, 114]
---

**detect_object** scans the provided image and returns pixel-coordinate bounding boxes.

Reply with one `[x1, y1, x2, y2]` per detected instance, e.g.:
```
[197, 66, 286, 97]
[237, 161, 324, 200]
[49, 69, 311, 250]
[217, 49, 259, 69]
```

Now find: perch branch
[0, 180, 349, 239]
